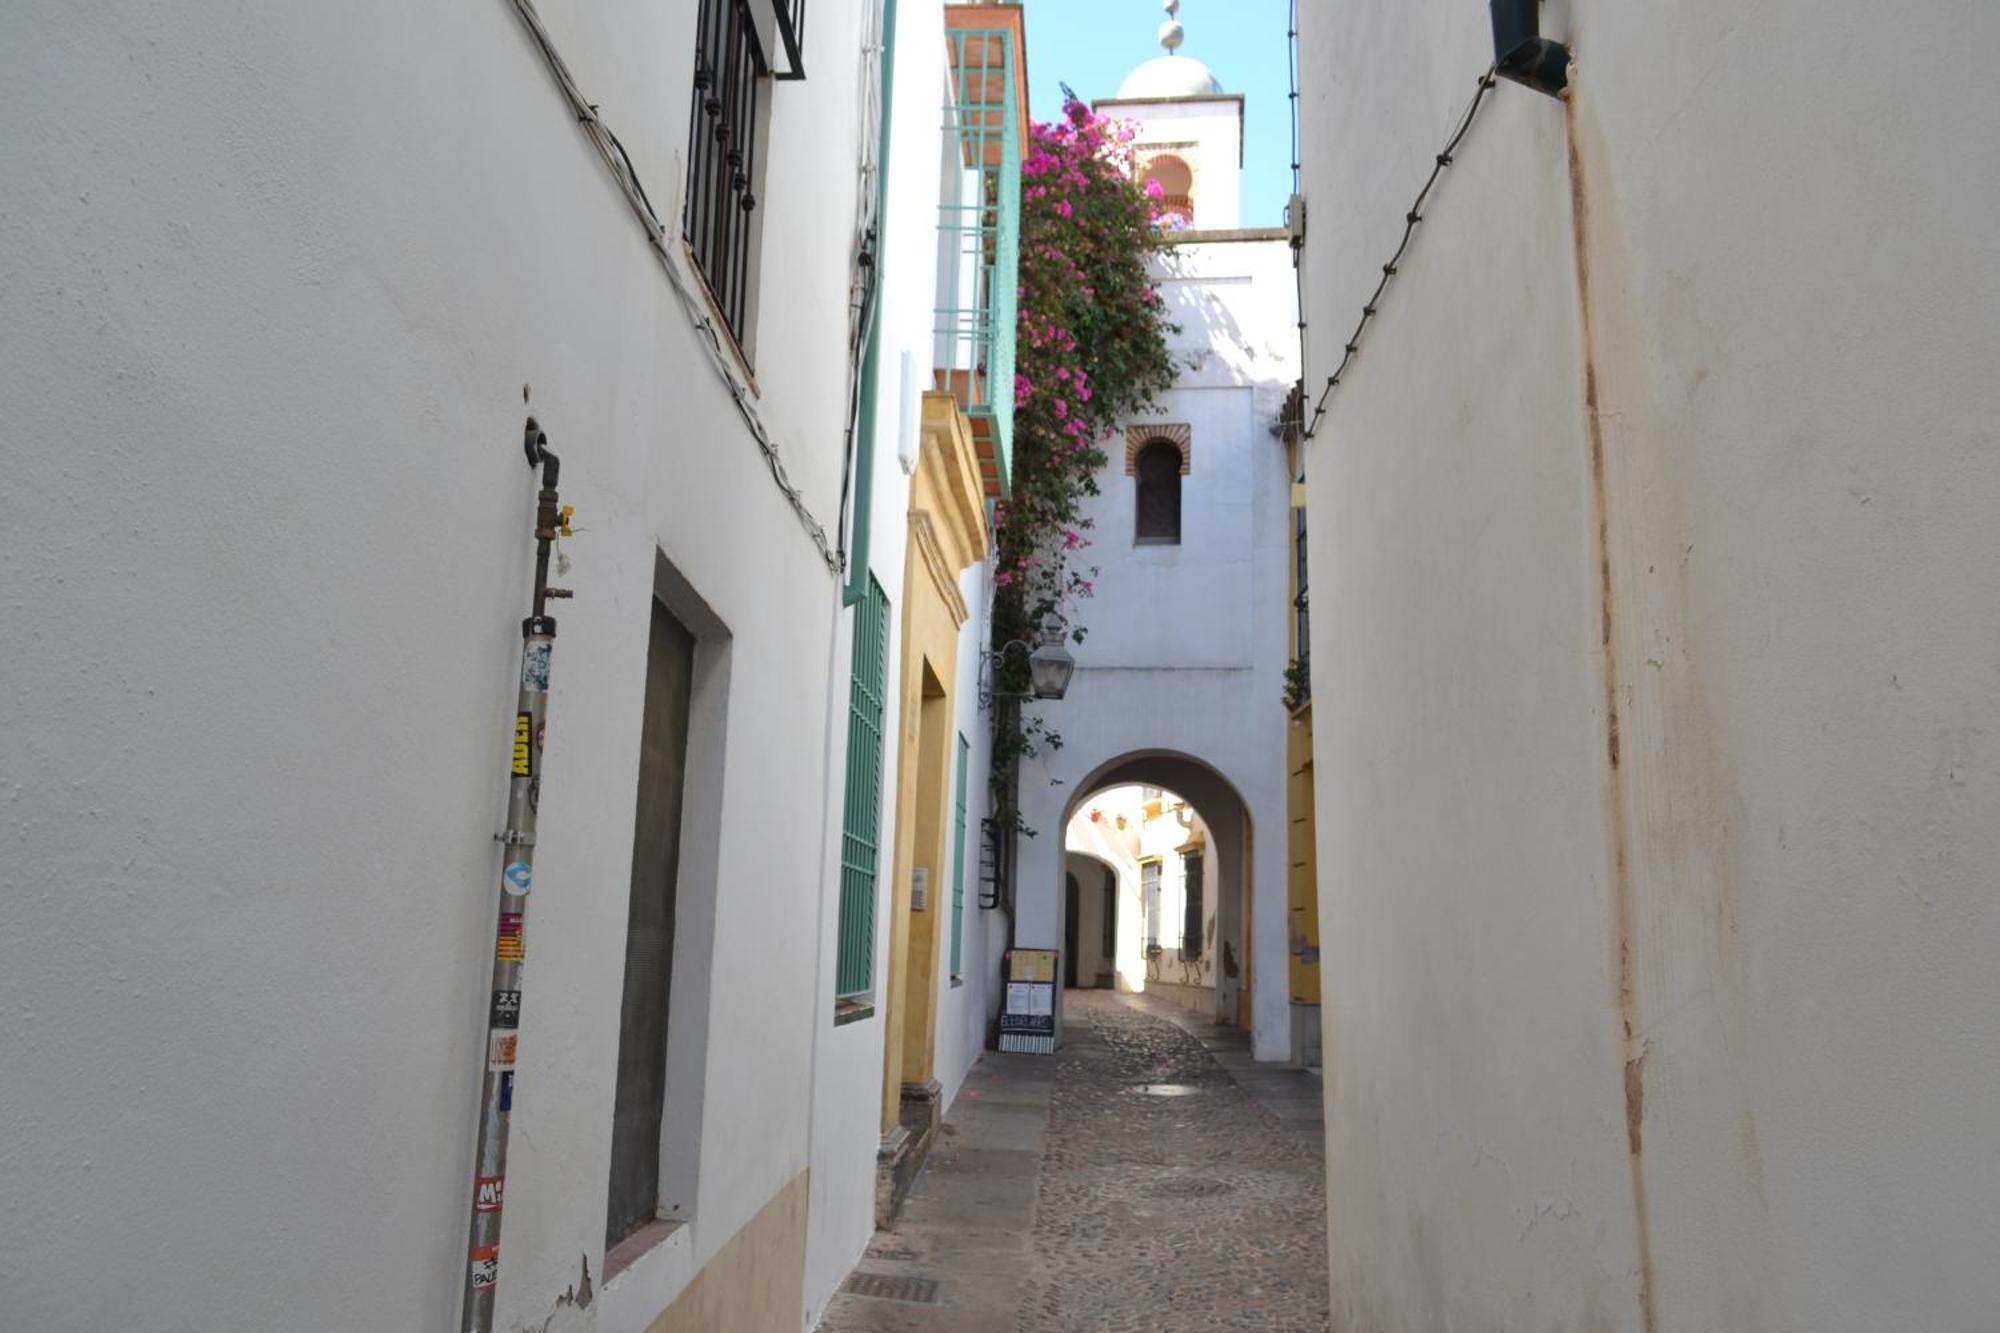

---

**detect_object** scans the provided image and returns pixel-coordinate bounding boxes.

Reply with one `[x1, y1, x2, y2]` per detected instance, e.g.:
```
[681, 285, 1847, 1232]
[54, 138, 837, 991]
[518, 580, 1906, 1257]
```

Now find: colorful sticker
[498, 912, 524, 939]
[502, 860, 532, 895]
[469, 1245, 499, 1290]
[473, 1175, 505, 1213]
[488, 1029, 519, 1072]
[490, 988, 521, 1029]
[511, 712, 533, 777]
[521, 643, 552, 692]
[496, 934, 525, 963]
[498, 1071, 514, 1113]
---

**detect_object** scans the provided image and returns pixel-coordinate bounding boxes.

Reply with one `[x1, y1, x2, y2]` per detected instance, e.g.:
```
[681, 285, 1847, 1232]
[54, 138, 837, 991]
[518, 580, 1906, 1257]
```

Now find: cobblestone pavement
[820, 989, 1327, 1332]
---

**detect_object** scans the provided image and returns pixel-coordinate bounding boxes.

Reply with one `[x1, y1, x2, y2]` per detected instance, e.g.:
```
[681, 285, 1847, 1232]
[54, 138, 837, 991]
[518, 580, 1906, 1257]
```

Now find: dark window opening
[685, 0, 768, 348]
[1141, 859, 1163, 955]
[607, 598, 698, 1248]
[1136, 440, 1182, 544]
[1180, 851, 1204, 958]
[1100, 870, 1116, 960]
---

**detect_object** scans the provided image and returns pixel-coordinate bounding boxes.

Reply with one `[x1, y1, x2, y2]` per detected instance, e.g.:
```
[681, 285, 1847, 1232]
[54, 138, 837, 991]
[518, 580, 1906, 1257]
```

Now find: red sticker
[487, 1030, 519, 1072]
[498, 912, 524, 938]
[474, 1175, 505, 1213]
[470, 1244, 499, 1289]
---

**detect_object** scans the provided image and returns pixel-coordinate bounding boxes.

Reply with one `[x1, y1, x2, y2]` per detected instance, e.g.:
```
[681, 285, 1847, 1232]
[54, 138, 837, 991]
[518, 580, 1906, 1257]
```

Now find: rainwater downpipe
[458, 421, 570, 1332]
[844, 0, 899, 607]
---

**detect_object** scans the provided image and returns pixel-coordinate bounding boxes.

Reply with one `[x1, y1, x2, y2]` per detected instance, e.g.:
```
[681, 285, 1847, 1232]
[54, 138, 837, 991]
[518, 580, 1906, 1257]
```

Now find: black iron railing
[685, 0, 766, 345]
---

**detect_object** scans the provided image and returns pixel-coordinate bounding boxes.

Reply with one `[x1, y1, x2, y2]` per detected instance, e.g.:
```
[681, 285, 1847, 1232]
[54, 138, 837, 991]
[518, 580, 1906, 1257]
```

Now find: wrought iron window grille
[685, 0, 773, 348]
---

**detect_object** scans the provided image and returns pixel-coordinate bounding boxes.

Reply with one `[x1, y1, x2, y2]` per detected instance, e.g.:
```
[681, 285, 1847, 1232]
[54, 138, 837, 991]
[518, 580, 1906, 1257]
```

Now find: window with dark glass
[1135, 440, 1182, 544]
[1180, 851, 1204, 958]
[684, 0, 773, 347]
[1141, 858, 1163, 954]
[1100, 871, 1116, 959]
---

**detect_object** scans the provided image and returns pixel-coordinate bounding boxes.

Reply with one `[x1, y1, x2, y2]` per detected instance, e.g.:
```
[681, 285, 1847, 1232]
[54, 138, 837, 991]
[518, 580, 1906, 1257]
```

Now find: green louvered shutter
[949, 733, 970, 978]
[835, 577, 890, 999]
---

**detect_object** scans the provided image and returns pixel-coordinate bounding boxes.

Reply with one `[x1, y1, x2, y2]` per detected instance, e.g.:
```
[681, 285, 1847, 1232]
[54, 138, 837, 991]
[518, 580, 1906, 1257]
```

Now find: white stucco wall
[928, 558, 1005, 1111]
[796, 2, 987, 1325]
[0, 2, 927, 1331]
[1015, 228, 1297, 1060]
[1299, 3, 2000, 1330]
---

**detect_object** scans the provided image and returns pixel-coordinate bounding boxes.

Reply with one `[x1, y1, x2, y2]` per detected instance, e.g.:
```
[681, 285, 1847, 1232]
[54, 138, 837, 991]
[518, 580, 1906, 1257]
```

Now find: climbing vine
[991, 99, 1179, 837]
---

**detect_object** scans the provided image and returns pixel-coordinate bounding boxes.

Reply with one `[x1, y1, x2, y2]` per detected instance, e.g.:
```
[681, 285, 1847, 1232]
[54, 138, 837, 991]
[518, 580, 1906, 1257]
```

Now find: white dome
[1115, 54, 1224, 99]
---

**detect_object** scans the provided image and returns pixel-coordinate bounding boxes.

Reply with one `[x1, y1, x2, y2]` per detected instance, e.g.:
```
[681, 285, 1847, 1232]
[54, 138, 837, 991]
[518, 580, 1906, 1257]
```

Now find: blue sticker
[502, 861, 532, 895]
[521, 643, 552, 692]
[498, 1071, 514, 1112]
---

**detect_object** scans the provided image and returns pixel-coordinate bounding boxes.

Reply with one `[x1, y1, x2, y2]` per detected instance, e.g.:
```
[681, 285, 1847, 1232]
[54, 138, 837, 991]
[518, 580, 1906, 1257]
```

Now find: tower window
[1139, 153, 1194, 227]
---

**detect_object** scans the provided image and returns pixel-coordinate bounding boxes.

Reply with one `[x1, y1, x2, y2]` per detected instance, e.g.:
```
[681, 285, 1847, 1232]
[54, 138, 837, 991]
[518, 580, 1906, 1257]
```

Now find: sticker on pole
[496, 934, 525, 962]
[502, 860, 532, 895]
[488, 1029, 519, 1072]
[470, 1244, 499, 1290]
[511, 712, 534, 777]
[490, 988, 521, 1028]
[521, 642, 552, 692]
[498, 1071, 514, 1112]
[473, 1175, 505, 1213]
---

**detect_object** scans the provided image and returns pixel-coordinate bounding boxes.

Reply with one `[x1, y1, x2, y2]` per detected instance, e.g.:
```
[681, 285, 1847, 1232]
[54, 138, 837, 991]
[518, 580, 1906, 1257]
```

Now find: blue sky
[1021, 0, 1294, 226]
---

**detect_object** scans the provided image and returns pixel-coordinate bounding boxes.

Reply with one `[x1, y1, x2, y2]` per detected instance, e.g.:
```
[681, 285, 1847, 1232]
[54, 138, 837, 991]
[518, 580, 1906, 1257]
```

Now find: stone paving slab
[820, 991, 1328, 1332]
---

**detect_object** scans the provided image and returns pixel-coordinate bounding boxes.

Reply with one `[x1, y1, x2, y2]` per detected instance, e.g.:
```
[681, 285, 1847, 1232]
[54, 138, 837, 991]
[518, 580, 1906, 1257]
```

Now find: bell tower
[1095, 1, 1244, 231]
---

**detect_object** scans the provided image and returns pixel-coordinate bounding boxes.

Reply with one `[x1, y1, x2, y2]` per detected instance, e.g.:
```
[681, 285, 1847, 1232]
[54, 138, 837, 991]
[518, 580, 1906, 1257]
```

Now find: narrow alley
[822, 991, 1327, 1332]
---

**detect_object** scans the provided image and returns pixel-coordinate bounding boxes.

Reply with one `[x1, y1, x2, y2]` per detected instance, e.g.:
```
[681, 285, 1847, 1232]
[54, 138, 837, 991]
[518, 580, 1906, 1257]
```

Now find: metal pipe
[1489, 0, 1571, 97]
[460, 421, 565, 1331]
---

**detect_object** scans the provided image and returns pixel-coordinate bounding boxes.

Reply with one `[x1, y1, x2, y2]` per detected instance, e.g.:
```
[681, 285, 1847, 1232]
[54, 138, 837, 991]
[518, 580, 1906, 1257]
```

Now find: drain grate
[842, 1272, 943, 1305]
[1149, 1175, 1233, 1198]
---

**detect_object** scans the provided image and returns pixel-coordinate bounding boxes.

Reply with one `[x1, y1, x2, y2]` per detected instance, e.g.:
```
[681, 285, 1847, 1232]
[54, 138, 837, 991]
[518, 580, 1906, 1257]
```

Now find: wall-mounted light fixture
[978, 623, 1077, 708]
[1490, 0, 1570, 98]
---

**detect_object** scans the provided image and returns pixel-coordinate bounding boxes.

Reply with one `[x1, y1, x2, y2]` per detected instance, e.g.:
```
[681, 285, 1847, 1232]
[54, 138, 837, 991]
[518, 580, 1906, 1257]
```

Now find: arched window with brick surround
[1135, 439, 1183, 544]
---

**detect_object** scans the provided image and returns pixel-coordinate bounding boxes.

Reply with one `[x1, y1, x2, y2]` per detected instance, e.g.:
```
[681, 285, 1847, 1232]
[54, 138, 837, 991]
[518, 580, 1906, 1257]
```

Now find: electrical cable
[834, 10, 887, 572]
[506, 0, 841, 571]
[1299, 65, 1500, 442]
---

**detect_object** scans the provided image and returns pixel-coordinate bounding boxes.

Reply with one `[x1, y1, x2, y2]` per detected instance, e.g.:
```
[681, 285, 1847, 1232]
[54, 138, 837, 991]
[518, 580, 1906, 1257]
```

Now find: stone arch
[1125, 422, 1192, 475]
[1059, 749, 1254, 1028]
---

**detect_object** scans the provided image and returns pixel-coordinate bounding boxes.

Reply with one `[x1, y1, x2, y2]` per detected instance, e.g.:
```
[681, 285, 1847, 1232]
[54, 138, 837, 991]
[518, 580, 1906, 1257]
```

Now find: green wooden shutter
[949, 733, 969, 978]
[835, 577, 890, 999]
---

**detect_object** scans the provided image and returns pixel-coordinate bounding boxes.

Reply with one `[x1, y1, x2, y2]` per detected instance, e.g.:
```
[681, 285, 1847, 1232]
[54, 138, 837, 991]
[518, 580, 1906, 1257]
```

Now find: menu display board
[998, 948, 1059, 1054]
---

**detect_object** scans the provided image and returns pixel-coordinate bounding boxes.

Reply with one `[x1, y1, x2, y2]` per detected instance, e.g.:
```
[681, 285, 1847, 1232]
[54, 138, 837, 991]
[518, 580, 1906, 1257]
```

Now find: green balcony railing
[936, 23, 1020, 496]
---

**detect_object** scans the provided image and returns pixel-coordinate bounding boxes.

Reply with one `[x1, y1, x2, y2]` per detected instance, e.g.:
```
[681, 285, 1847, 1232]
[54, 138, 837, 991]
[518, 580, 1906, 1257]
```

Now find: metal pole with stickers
[461, 420, 572, 1332]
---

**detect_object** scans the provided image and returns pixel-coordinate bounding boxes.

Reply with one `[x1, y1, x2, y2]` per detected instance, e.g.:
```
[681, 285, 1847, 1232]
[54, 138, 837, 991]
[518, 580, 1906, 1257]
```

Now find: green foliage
[1282, 657, 1311, 712]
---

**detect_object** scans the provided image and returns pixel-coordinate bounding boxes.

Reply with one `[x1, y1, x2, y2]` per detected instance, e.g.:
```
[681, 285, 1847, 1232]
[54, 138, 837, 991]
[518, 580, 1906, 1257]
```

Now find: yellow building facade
[876, 392, 989, 1220]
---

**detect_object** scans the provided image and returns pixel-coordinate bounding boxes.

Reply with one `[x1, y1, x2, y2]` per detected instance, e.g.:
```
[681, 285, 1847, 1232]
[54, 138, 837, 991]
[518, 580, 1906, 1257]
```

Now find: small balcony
[937, 7, 1026, 498]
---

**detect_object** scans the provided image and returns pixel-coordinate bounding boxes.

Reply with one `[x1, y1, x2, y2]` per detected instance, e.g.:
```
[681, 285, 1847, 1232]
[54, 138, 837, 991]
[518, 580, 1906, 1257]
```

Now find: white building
[1297, 2, 2000, 1329]
[1064, 785, 1220, 1010]
[0, 1, 1019, 1330]
[1012, 27, 1301, 1061]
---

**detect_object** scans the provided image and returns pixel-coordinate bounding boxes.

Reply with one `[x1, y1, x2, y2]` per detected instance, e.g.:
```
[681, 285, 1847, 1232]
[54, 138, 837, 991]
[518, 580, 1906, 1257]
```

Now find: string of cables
[1298, 64, 1500, 443]
[506, 0, 840, 572]
[1286, 0, 1305, 444]
[834, 3, 886, 569]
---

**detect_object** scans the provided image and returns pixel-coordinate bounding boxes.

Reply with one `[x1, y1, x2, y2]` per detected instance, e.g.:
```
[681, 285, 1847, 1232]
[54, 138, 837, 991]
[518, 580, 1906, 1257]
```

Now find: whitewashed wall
[800, 1, 956, 1324]
[0, 1, 905, 1330]
[930, 558, 1004, 1109]
[1016, 234, 1296, 1059]
[1299, 2, 2000, 1330]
